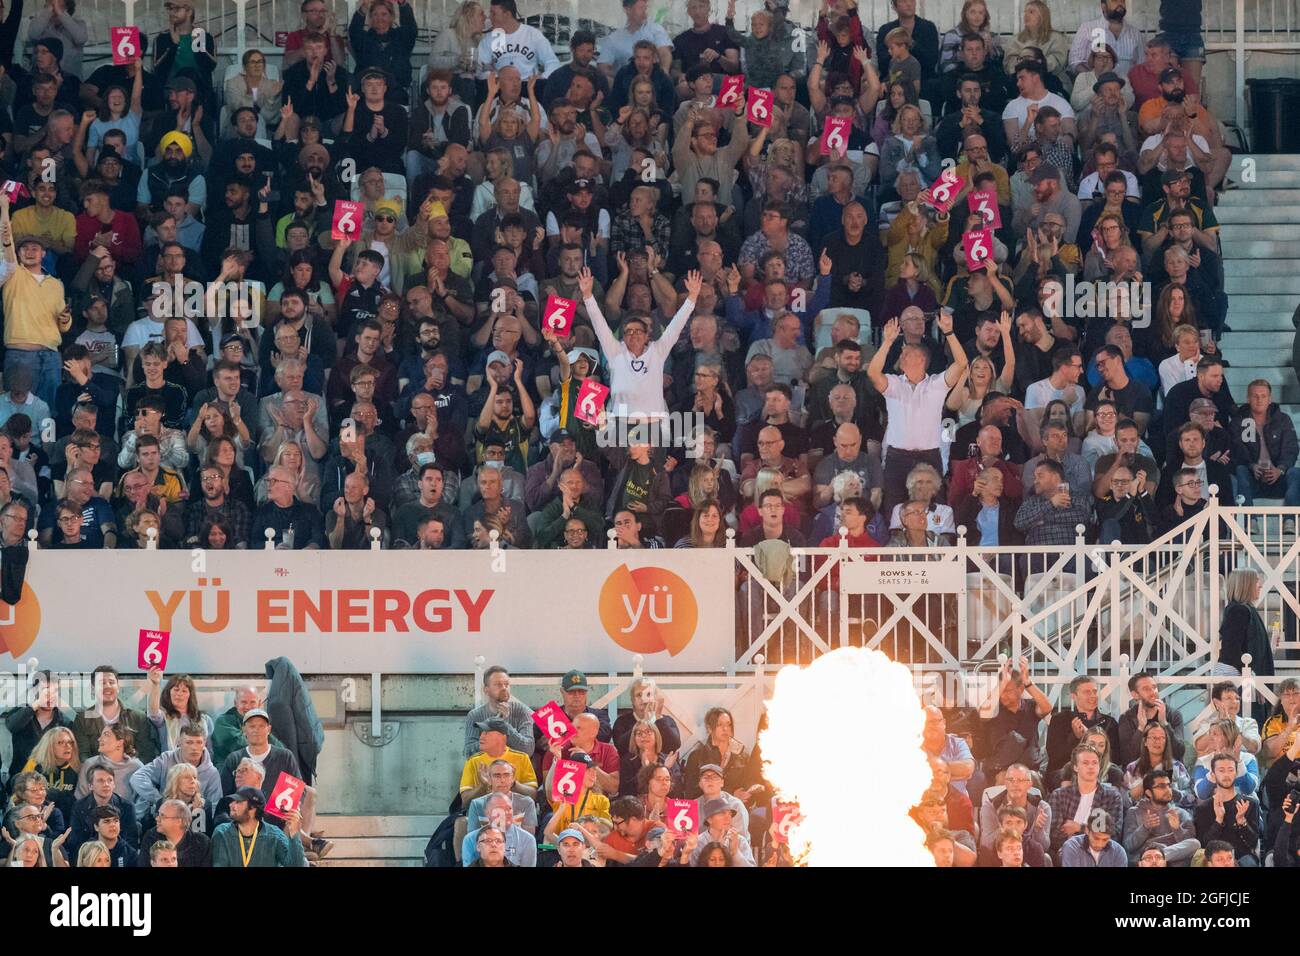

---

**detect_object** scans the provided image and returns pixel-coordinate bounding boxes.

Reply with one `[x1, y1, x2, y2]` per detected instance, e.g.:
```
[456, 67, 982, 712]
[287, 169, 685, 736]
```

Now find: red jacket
[816, 13, 868, 91]
[74, 211, 142, 265]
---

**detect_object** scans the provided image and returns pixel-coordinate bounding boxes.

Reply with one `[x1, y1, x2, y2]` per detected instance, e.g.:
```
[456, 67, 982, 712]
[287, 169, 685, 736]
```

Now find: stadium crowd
[0, 0, 1292, 867]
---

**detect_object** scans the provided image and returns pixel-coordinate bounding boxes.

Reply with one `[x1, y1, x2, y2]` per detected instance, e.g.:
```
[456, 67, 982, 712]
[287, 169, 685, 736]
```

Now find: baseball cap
[242, 708, 271, 724]
[566, 347, 599, 367]
[486, 350, 511, 368]
[1159, 66, 1183, 83]
[230, 785, 266, 810]
[568, 751, 594, 766]
[474, 716, 510, 735]
[561, 669, 589, 691]
[1189, 397, 1216, 412]
[360, 66, 389, 83]
[698, 762, 725, 779]
[375, 198, 402, 219]
[567, 178, 594, 194]
[1161, 168, 1190, 185]
[15, 235, 45, 250]
[34, 36, 64, 60]
[556, 828, 587, 844]
[700, 796, 736, 819]
[220, 333, 245, 349]
[166, 75, 197, 94]
[549, 428, 575, 444]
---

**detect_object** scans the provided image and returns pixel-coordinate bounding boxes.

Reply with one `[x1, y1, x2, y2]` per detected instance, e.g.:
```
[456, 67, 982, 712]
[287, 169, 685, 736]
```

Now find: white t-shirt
[1139, 133, 1210, 170]
[476, 23, 561, 79]
[1076, 169, 1140, 202]
[1073, 788, 1096, 826]
[585, 294, 695, 419]
[1003, 92, 1075, 139]
[121, 316, 205, 350]
[1158, 353, 1200, 397]
[1025, 378, 1084, 417]
[597, 21, 671, 71]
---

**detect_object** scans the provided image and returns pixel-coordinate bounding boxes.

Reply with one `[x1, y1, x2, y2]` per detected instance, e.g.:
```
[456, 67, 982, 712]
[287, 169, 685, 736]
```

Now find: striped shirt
[462, 699, 536, 759]
[1069, 18, 1145, 76]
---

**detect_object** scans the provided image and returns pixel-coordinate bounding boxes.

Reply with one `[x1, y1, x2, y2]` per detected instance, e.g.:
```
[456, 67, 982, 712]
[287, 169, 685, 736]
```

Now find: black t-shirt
[124, 381, 189, 430]
[672, 25, 738, 73]
[1086, 377, 1155, 424]
[823, 231, 885, 312]
[338, 279, 386, 341]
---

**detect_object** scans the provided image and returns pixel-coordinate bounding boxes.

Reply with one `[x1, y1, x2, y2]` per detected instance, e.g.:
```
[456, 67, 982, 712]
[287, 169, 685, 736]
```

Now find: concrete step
[1216, 243, 1300, 261]
[1228, 169, 1300, 189]
[1217, 347, 1295, 367]
[316, 814, 441, 838]
[318, 858, 424, 867]
[1223, 314, 1293, 333]
[1229, 295, 1299, 314]
[1219, 331, 1293, 350]
[1215, 205, 1300, 224]
[1224, 367, 1300, 400]
[1232, 155, 1300, 175]
[327, 836, 431, 858]
[1225, 272, 1300, 292]
[1216, 226, 1300, 243]
[1216, 189, 1300, 206]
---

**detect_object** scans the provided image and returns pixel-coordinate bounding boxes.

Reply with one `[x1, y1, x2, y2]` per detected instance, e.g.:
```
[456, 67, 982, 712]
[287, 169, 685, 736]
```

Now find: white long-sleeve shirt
[475, 23, 560, 80]
[584, 294, 695, 420]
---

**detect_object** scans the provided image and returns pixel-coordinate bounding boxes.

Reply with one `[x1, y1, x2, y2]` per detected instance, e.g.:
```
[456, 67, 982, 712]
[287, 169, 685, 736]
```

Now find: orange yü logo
[0, 583, 41, 658]
[598, 565, 698, 655]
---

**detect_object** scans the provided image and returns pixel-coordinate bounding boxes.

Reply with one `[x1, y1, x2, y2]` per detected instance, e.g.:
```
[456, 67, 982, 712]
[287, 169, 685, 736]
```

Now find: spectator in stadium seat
[913, 794, 977, 866]
[920, 705, 975, 795]
[611, 676, 681, 755]
[145, 669, 214, 752]
[210, 687, 271, 766]
[542, 753, 610, 839]
[461, 717, 538, 805]
[1156, 466, 1208, 535]
[1117, 672, 1187, 766]
[466, 824, 514, 867]
[254, 465, 326, 549]
[17, 727, 79, 824]
[1193, 683, 1261, 758]
[1192, 719, 1259, 801]
[83, 804, 136, 867]
[210, 786, 306, 867]
[1235, 380, 1300, 515]
[868, 312, 969, 516]
[1155, 422, 1233, 510]
[1123, 769, 1199, 866]
[688, 797, 755, 866]
[75, 723, 143, 801]
[1048, 745, 1124, 857]
[138, 798, 212, 867]
[979, 763, 1050, 857]
[462, 792, 536, 867]
[617, 719, 678, 799]
[982, 807, 1046, 867]
[981, 659, 1051, 774]
[128, 724, 221, 819]
[463, 759, 537, 850]
[543, 712, 620, 795]
[1123, 722, 1193, 805]
[682, 706, 754, 799]
[1014, 458, 1090, 548]
[463, 666, 534, 760]
[1044, 675, 1120, 789]
[1192, 753, 1260, 865]
[1059, 809, 1126, 867]
[67, 764, 139, 858]
[217, 708, 301, 802]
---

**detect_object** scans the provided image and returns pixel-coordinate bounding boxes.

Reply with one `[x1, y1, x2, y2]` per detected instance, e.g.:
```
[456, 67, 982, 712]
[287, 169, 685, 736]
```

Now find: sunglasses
[375, 215, 396, 223]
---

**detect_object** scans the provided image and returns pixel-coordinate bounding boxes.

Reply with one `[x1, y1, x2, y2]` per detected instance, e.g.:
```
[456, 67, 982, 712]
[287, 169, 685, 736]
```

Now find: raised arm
[579, 265, 619, 358]
[867, 317, 897, 394]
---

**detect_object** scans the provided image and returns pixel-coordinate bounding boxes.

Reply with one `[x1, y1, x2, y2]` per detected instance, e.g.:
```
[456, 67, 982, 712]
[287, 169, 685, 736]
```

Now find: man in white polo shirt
[867, 312, 968, 516]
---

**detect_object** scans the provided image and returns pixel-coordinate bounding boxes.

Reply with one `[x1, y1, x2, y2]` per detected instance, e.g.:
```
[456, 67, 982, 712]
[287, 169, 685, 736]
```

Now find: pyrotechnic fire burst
[760, 647, 934, 866]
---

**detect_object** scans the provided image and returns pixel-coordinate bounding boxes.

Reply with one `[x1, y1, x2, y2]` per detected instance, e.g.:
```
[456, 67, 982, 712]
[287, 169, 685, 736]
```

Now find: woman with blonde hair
[945, 352, 1015, 427]
[1192, 718, 1260, 798]
[881, 250, 940, 325]
[7, 771, 66, 836]
[147, 670, 214, 752]
[256, 441, 320, 508]
[884, 191, 949, 293]
[871, 79, 920, 149]
[745, 134, 808, 215]
[21, 726, 79, 823]
[77, 841, 111, 867]
[160, 762, 214, 833]
[940, 0, 1002, 72]
[1002, 0, 1070, 83]
[737, 468, 799, 535]
[618, 720, 672, 797]
[1218, 570, 1274, 688]
[471, 510, 514, 550]
[427, 0, 485, 104]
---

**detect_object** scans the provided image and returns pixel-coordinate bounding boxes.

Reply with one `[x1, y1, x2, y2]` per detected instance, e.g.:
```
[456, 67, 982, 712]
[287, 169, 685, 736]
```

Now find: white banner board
[0, 550, 737, 674]
[839, 560, 966, 594]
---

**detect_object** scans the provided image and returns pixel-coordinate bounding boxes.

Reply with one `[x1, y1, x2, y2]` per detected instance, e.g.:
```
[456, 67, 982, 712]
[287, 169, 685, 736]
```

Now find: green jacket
[536, 499, 606, 548]
[210, 706, 283, 767]
[72, 706, 160, 765]
[211, 818, 306, 868]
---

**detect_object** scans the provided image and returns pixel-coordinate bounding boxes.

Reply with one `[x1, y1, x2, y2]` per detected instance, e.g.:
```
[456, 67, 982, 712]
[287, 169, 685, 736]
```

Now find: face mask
[415, 451, 436, 466]
[484, 460, 504, 470]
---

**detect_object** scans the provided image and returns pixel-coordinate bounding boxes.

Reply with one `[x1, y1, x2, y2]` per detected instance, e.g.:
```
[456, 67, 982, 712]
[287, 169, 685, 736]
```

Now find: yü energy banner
[0, 551, 736, 673]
